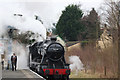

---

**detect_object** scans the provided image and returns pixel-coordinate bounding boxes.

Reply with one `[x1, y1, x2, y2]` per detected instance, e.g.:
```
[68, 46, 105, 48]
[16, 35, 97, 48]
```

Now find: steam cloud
[0, 2, 46, 69]
[69, 56, 84, 72]
[12, 41, 29, 69]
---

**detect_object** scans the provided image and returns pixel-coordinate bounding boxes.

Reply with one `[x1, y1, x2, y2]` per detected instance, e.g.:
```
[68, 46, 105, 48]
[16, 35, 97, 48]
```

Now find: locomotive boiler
[29, 37, 70, 80]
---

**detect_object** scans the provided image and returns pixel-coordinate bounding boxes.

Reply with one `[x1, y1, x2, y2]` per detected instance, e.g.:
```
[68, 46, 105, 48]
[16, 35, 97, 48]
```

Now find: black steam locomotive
[29, 37, 70, 80]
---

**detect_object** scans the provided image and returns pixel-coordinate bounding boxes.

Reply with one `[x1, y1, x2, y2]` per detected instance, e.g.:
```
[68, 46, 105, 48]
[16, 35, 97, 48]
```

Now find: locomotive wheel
[29, 67, 33, 71]
[47, 76, 69, 80]
[62, 75, 69, 80]
[47, 76, 54, 80]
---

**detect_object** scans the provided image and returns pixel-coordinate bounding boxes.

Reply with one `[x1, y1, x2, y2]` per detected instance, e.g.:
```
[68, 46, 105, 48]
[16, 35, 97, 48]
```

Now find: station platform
[1, 69, 45, 80]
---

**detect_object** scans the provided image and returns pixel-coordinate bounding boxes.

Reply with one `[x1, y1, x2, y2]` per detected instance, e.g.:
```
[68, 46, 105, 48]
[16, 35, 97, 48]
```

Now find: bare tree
[118, 1, 120, 78]
[100, 0, 119, 77]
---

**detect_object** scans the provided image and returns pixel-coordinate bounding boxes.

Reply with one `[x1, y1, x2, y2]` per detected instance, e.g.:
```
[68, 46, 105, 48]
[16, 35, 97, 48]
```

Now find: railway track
[29, 69, 46, 80]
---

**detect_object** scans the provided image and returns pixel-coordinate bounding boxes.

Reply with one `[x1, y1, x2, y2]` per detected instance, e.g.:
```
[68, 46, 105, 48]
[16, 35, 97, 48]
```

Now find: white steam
[0, 2, 46, 69]
[0, 2, 46, 39]
[12, 41, 28, 69]
[69, 56, 84, 72]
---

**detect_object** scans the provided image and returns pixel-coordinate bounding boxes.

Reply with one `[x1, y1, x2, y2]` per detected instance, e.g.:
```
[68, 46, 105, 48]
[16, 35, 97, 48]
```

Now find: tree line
[55, 4, 102, 42]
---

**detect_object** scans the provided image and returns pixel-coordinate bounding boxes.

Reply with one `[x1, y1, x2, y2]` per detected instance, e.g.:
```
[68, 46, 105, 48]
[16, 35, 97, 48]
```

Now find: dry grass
[70, 70, 100, 78]
[70, 69, 118, 78]
[65, 42, 118, 78]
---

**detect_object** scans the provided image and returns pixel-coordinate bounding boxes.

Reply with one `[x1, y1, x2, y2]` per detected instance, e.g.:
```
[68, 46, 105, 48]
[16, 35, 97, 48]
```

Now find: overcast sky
[0, 0, 104, 28]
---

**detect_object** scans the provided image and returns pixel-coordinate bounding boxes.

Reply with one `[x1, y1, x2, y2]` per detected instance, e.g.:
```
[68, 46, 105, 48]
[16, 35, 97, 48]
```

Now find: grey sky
[0, 0, 104, 28]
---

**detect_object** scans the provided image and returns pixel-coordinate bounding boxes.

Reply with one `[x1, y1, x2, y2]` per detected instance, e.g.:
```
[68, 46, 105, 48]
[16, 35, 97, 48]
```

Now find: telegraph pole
[118, 1, 120, 78]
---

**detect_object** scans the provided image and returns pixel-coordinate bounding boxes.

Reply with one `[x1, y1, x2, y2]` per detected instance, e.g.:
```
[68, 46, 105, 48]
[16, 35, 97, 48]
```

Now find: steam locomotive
[29, 37, 70, 80]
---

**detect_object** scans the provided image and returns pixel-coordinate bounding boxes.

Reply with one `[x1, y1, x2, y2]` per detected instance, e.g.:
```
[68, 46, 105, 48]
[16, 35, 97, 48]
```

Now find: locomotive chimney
[50, 37, 57, 41]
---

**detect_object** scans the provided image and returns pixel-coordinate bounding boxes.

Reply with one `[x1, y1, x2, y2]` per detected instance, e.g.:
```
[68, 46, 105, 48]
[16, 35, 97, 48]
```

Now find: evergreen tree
[82, 8, 102, 41]
[56, 4, 84, 41]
